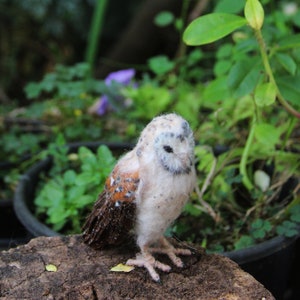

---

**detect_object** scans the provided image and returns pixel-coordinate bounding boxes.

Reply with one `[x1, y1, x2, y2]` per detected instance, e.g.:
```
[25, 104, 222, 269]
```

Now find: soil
[0, 235, 274, 299]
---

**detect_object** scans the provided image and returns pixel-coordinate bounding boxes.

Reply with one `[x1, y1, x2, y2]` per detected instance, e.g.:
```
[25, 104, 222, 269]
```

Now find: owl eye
[163, 145, 173, 153]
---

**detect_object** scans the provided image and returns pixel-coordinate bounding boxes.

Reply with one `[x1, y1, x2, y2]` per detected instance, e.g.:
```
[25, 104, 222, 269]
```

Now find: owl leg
[126, 238, 191, 282]
[150, 237, 192, 268]
[126, 245, 171, 282]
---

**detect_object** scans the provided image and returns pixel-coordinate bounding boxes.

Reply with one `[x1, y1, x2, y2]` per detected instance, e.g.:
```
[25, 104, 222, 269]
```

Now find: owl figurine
[82, 113, 196, 282]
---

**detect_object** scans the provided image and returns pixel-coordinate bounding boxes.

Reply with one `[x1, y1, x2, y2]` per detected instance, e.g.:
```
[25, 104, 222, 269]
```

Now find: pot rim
[223, 230, 299, 264]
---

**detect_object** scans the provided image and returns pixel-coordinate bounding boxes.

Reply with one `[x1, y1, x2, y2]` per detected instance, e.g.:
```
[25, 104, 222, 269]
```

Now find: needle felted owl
[82, 113, 196, 282]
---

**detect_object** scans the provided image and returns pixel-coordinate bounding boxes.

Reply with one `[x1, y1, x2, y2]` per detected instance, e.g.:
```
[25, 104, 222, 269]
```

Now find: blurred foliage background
[0, 0, 142, 102]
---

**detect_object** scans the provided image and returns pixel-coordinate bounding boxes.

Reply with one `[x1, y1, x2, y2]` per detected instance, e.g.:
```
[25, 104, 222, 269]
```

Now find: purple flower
[105, 69, 135, 86]
[95, 69, 136, 116]
[96, 95, 109, 116]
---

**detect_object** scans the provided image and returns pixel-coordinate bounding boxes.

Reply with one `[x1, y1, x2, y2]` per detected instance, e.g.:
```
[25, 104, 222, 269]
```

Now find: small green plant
[0, 131, 47, 162]
[24, 62, 102, 99]
[0, 125, 50, 201]
[165, 0, 300, 252]
[21, 63, 139, 142]
[35, 139, 116, 233]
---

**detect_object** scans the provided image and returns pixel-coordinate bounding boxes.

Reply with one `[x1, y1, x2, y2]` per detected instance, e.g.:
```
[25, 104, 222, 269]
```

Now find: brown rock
[0, 235, 274, 299]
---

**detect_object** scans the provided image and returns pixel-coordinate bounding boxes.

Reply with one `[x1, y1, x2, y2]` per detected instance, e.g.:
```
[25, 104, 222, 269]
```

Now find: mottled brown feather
[82, 166, 139, 249]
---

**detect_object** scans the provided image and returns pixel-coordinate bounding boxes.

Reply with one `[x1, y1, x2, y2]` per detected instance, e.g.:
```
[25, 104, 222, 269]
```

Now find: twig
[195, 155, 220, 223]
[188, 0, 209, 22]
[244, 204, 260, 222]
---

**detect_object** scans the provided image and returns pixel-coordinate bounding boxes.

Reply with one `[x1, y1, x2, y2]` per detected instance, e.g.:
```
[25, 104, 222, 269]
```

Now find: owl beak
[178, 153, 193, 168]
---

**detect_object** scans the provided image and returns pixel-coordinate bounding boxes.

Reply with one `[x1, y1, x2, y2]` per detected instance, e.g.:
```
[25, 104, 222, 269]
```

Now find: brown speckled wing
[82, 166, 139, 249]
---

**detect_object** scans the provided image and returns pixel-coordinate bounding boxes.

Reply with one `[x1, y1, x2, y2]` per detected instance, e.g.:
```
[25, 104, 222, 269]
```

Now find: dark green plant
[0, 0, 97, 98]
[20, 62, 135, 142]
[0, 125, 50, 201]
[163, 0, 300, 252]
[24, 62, 102, 99]
[35, 139, 116, 233]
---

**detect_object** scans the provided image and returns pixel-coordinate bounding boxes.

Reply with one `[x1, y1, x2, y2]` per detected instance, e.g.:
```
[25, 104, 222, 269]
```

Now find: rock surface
[0, 235, 274, 299]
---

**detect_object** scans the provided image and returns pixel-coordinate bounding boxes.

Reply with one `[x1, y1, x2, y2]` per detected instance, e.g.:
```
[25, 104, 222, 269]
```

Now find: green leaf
[67, 186, 85, 200]
[275, 53, 297, 75]
[75, 173, 93, 186]
[292, 11, 300, 28]
[183, 203, 202, 217]
[214, 60, 232, 76]
[175, 18, 184, 31]
[250, 219, 272, 239]
[183, 13, 247, 46]
[154, 11, 174, 27]
[216, 43, 233, 59]
[228, 59, 262, 98]
[35, 180, 64, 208]
[244, 0, 264, 30]
[24, 82, 42, 99]
[214, 0, 245, 14]
[233, 95, 255, 121]
[110, 263, 135, 273]
[277, 34, 300, 50]
[45, 264, 58, 272]
[254, 123, 281, 148]
[128, 84, 172, 119]
[97, 145, 116, 169]
[195, 146, 215, 173]
[234, 235, 255, 250]
[78, 147, 97, 169]
[48, 205, 70, 225]
[225, 173, 243, 185]
[174, 87, 202, 128]
[42, 73, 57, 92]
[186, 49, 204, 65]
[290, 205, 300, 223]
[75, 195, 94, 208]
[72, 62, 90, 78]
[276, 75, 300, 107]
[254, 82, 277, 106]
[276, 221, 299, 238]
[63, 170, 77, 185]
[148, 55, 175, 75]
[203, 77, 230, 105]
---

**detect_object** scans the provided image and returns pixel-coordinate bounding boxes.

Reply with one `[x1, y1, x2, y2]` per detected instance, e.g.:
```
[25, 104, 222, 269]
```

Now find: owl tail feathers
[82, 191, 136, 249]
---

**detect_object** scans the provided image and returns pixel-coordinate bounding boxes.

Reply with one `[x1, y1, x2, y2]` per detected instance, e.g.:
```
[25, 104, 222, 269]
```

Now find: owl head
[136, 114, 195, 175]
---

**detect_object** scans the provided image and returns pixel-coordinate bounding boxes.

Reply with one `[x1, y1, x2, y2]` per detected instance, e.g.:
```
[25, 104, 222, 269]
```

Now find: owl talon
[150, 237, 192, 268]
[126, 239, 192, 281]
[126, 253, 171, 282]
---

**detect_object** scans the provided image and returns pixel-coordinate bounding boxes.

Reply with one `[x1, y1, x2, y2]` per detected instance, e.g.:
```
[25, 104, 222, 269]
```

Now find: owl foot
[126, 252, 171, 282]
[126, 238, 191, 282]
[150, 237, 192, 268]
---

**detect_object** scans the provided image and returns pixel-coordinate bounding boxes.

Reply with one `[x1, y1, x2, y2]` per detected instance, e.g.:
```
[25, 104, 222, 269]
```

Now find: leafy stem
[281, 117, 297, 150]
[254, 29, 300, 119]
[85, 0, 108, 76]
[239, 114, 256, 191]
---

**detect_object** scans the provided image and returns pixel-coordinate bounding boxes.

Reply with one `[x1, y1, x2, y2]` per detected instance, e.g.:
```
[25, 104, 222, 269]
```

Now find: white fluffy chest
[135, 169, 195, 246]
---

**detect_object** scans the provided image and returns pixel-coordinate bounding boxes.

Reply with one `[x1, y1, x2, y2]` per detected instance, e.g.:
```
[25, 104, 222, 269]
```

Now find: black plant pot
[0, 198, 32, 250]
[224, 232, 299, 299]
[14, 141, 299, 299]
[13, 156, 59, 237]
[222, 176, 300, 299]
[0, 160, 33, 250]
